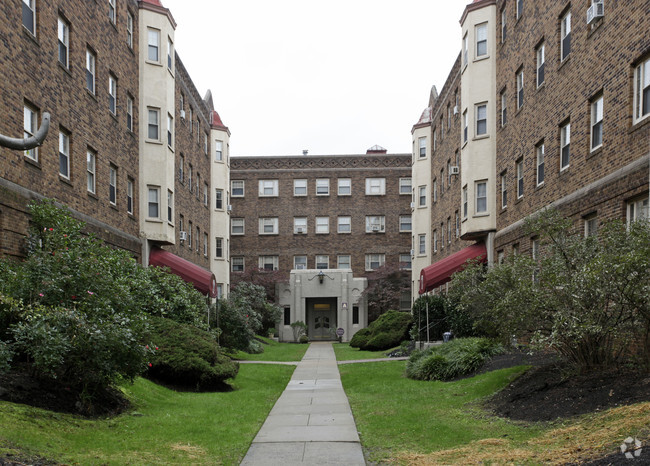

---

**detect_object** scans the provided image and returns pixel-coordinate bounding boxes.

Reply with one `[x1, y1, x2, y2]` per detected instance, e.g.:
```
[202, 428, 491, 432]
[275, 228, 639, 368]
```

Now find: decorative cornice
[231, 154, 411, 172]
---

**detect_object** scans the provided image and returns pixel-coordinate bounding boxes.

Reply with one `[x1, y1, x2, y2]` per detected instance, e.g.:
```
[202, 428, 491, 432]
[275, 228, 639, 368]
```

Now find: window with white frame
[400, 177, 412, 195]
[418, 185, 426, 207]
[516, 0, 523, 19]
[126, 95, 133, 131]
[455, 211, 460, 237]
[440, 116, 444, 140]
[147, 108, 160, 140]
[59, 130, 70, 179]
[231, 218, 244, 235]
[517, 69, 524, 109]
[316, 178, 330, 195]
[501, 8, 507, 42]
[178, 154, 184, 182]
[591, 94, 603, 150]
[365, 254, 385, 271]
[86, 49, 96, 94]
[203, 232, 208, 256]
[86, 150, 96, 194]
[365, 178, 385, 195]
[627, 195, 649, 226]
[337, 216, 351, 233]
[315, 255, 329, 269]
[203, 133, 208, 155]
[22, 0, 36, 35]
[231, 257, 244, 272]
[294, 255, 307, 270]
[167, 37, 173, 71]
[338, 178, 351, 196]
[259, 179, 278, 197]
[188, 165, 192, 190]
[294, 217, 307, 234]
[195, 174, 200, 200]
[315, 216, 329, 234]
[399, 215, 412, 232]
[188, 107, 193, 133]
[634, 57, 650, 124]
[167, 114, 173, 146]
[560, 121, 570, 170]
[109, 165, 117, 205]
[462, 185, 468, 218]
[440, 168, 445, 194]
[501, 171, 507, 209]
[203, 183, 208, 206]
[419, 234, 427, 254]
[58, 17, 69, 68]
[531, 236, 540, 260]
[516, 159, 524, 198]
[501, 90, 507, 127]
[365, 216, 385, 233]
[127, 177, 134, 214]
[215, 189, 223, 209]
[433, 178, 438, 202]
[294, 179, 307, 196]
[259, 217, 279, 235]
[536, 43, 545, 87]
[433, 129, 437, 151]
[127, 12, 133, 49]
[259, 256, 279, 271]
[215, 140, 223, 161]
[231, 180, 244, 197]
[167, 189, 173, 222]
[147, 28, 160, 62]
[447, 218, 452, 244]
[476, 23, 487, 57]
[188, 222, 193, 248]
[463, 109, 468, 143]
[419, 137, 426, 158]
[23, 104, 38, 161]
[561, 10, 571, 61]
[399, 254, 412, 270]
[147, 186, 160, 218]
[536, 142, 545, 186]
[476, 181, 487, 213]
[476, 103, 487, 136]
[462, 32, 468, 67]
[584, 213, 598, 237]
[109, 0, 116, 24]
[337, 255, 351, 269]
[440, 222, 445, 249]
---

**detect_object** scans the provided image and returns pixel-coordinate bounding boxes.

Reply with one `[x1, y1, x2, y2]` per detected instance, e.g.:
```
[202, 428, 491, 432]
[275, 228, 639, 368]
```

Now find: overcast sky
[162, 1, 468, 156]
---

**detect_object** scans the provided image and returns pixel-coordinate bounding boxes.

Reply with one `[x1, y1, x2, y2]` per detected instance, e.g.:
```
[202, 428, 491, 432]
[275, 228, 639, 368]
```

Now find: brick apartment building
[0, 0, 231, 299]
[413, 0, 649, 300]
[229, 148, 412, 341]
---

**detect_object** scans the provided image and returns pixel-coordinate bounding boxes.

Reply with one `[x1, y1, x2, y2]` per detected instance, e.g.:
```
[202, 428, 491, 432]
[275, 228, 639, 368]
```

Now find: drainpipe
[0, 112, 51, 150]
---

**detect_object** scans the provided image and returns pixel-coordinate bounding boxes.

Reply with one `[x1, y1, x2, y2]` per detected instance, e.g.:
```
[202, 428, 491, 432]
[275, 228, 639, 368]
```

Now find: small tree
[290, 321, 307, 342]
[361, 263, 410, 323]
[230, 267, 288, 303]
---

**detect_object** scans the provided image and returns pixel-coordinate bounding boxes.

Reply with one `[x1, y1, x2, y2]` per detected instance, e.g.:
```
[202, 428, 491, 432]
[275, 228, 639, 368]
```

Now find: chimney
[302, 150, 308, 156]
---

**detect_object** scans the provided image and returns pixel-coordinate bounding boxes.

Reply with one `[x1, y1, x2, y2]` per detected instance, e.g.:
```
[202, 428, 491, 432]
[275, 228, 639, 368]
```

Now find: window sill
[473, 55, 490, 63]
[146, 139, 163, 145]
[57, 61, 72, 76]
[86, 89, 98, 102]
[59, 175, 73, 186]
[472, 134, 489, 141]
[536, 82, 546, 92]
[145, 218, 163, 223]
[558, 55, 571, 71]
[110, 204, 118, 211]
[110, 112, 118, 123]
[587, 146, 603, 160]
[587, 19, 604, 39]
[629, 115, 650, 134]
[22, 27, 39, 45]
[145, 60, 163, 67]
[87, 192, 98, 200]
[473, 212, 490, 218]
[559, 166, 570, 176]
[24, 156, 41, 170]
[535, 182, 545, 191]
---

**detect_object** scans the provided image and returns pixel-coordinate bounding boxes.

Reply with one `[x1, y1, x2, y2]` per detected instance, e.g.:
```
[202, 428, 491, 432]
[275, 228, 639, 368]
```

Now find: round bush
[349, 327, 371, 348]
[352, 310, 412, 351]
[418, 354, 449, 381]
[299, 335, 309, 344]
[364, 333, 394, 351]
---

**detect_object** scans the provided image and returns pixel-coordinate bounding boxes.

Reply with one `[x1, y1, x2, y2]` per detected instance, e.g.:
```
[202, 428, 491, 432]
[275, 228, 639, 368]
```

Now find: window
[447, 104, 452, 129]
[294, 179, 307, 196]
[294, 217, 307, 234]
[536, 143, 545, 185]
[561, 10, 571, 61]
[433, 178, 438, 202]
[476, 181, 487, 213]
[127, 178, 134, 214]
[284, 306, 291, 326]
[399, 177, 411, 195]
[165, 114, 173, 146]
[634, 57, 650, 123]
[476, 23, 487, 57]
[627, 195, 649, 226]
[126, 95, 133, 131]
[231, 180, 244, 197]
[591, 94, 603, 150]
[352, 306, 359, 325]
[440, 116, 444, 140]
[365, 178, 385, 195]
[196, 173, 200, 200]
[106, 75, 117, 114]
[294, 256, 307, 270]
[316, 179, 329, 195]
[517, 69, 524, 109]
[259, 217, 279, 235]
[501, 90, 507, 127]
[497, 250, 505, 264]
[127, 12, 133, 49]
[23, 104, 38, 161]
[418, 186, 426, 207]
[58, 17, 69, 68]
[338, 178, 351, 196]
[188, 165, 192, 190]
[22, 0, 35, 35]
[419, 234, 426, 254]
[476, 103, 487, 136]
[501, 171, 507, 208]
[196, 120, 200, 143]
[86, 49, 96, 94]
[167, 190, 173, 222]
[447, 218, 452, 244]
[365, 254, 385, 271]
[501, 8, 507, 42]
[512, 243, 520, 255]
[433, 129, 437, 151]
[215, 189, 223, 209]
[59, 131, 70, 179]
[531, 236, 540, 260]
[440, 168, 445, 195]
[399, 215, 412, 232]
[258, 179, 278, 196]
[316, 255, 329, 270]
[203, 183, 208, 206]
[455, 211, 460, 237]
[463, 32, 468, 67]
[365, 216, 385, 233]
[399, 254, 412, 270]
[109, 165, 117, 205]
[337, 255, 351, 269]
[147, 187, 159, 218]
[231, 218, 244, 235]
[203, 232, 208, 256]
[167, 37, 173, 70]
[462, 185, 468, 218]
[337, 216, 351, 233]
[440, 222, 445, 249]
[231, 257, 244, 272]
[463, 110, 468, 143]
[584, 213, 598, 237]
[560, 122, 571, 170]
[147, 28, 160, 62]
[203, 133, 208, 155]
[108, 0, 116, 24]
[536, 43, 545, 87]
[516, 0, 523, 19]
[188, 107, 193, 133]
[178, 154, 184, 182]
[315, 217, 329, 234]
[147, 108, 160, 140]
[188, 221, 192, 247]
[86, 150, 96, 194]
[215, 140, 223, 161]
[516, 159, 524, 198]
[419, 137, 426, 158]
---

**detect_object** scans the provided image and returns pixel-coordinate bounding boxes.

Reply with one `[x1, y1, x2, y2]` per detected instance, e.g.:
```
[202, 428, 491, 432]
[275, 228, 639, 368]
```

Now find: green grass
[333, 342, 399, 361]
[0, 364, 294, 465]
[339, 361, 543, 463]
[232, 336, 308, 362]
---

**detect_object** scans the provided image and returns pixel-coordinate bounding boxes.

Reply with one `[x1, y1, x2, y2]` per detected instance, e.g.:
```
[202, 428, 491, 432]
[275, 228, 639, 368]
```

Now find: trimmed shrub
[349, 310, 412, 351]
[349, 327, 371, 348]
[146, 317, 239, 390]
[299, 335, 309, 344]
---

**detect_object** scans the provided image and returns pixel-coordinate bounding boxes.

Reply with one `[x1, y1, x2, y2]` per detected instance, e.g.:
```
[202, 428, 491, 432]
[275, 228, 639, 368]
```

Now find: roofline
[460, 0, 497, 25]
[231, 153, 411, 160]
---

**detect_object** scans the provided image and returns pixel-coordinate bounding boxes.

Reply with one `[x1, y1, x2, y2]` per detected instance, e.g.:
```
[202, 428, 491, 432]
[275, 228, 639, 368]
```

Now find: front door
[307, 299, 337, 340]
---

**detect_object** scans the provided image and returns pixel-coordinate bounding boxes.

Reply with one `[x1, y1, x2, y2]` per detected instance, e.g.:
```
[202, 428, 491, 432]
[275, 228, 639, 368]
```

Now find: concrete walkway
[240, 342, 365, 465]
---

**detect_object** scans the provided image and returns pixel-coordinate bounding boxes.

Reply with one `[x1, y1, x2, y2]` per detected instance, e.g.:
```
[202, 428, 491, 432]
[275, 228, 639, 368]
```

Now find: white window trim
[259, 179, 279, 197]
[316, 178, 330, 196]
[294, 179, 308, 196]
[231, 218, 245, 235]
[560, 122, 571, 170]
[294, 217, 307, 234]
[337, 216, 351, 234]
[418, 137, 427, 158]
[561, 11, 571, 61]
[259, 217, 279, 235]
[418, 185, 427, 208]
[86, 150, 96, 194]
[294, 256, 307, 270]
[315, 216, 330, 234]
[337, 178, 351, 196]
[365, 253, 385, 271]
[258, 256, 279, 271]
[59, 131, 70, 179]
[476, 103, 487, 137]
[476, 23, 488, 58]
[58, 17, 69, 68]
[147, 186, 160, 219]
[231, 257, 245, 273]
[420, 234, 428, 255]
[24, 104, 38, 161]
[365, 178, 386, 195]
[86, 49, 96, 94]
[315, 255, 329, 269]
[231, 180, 245, 197]
[536, 143, 545, 186]
[634, 57, 650, 124]
[591, 95, 603, 151]
[517, 160, 524, 199]
[147, 107, 160, 141]
[365, 216, 385, 233]
[109, 165, 118, 205]
[337, 255, 351, 269]
[147, 28, 161, 63]
[399, 215, 412, 232]
[475, 180, 488, 214]
[399, 177, 412, 195]
[536, 43, 545, 88]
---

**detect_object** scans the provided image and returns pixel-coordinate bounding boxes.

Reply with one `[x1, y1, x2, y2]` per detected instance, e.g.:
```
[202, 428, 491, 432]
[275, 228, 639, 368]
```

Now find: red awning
[419, 243, 487, 294]
[149, 247, 218, 298]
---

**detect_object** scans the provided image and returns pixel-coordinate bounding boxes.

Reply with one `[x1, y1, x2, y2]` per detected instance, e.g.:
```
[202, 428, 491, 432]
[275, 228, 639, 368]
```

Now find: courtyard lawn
[0, 364, 294, 465]
[233, 337, 308, 362]
[333, 342, 399, 361]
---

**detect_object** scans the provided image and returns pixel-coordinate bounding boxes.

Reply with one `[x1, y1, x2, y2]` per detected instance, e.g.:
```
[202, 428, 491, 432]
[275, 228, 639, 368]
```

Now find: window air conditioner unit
[450, 166, 460, 175]
[410, 249, 415, 256]
[410, 201, 415, 208]
[179, 231, 187, 241]
[587, 2, 603, 25]
[227, 204, 232, 211]
[180, 110, 186, 119]
[453, 105, 459, 115]
[372, 225, 383, 232]
[296, 227, 304, 234]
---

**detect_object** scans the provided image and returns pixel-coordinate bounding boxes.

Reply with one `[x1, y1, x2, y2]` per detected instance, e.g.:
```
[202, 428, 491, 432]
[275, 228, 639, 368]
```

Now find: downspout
[0, 112, 51, 150]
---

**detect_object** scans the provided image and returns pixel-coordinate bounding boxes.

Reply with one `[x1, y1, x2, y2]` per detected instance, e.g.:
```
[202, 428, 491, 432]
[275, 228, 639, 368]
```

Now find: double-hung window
[147, 187, 160, 218]
[476, 103, 487, 136]
[109, 75, 117, 115]
[365, 216, 385, 233]
[86, 49, 96, 94]
[316, 179, 330, 195]
[127, 178, 134, 214]
[501, 90, 507, 127]
[399, 215, 412, 232]
[561, 11, 571, 61]
[58, 17, 69, 68]
[462, 185, 468, 218]
[536, 143, 545, 185]
[400, 254, 412, 270]
[148, 28, 160, 62]
[294, 179, 307, 196]
[259, 256, 279, 271]
[536, 43, 545, 87]
[108, 0, 116, 24]
[337, 216, 351, 233]
[516, 159, 524, 198]
[365, 254, 385, 271]
[463, 110, 468, 143]
[59, 130, 70, 179]
[516, 0, 523, 20]
[127, 12, 133, 49]
[259, 217, 278, 235]
[627, 195, 649, 226]
[231, 257, 244, 272]
[517, 69, 524, 109]
[109, 165, 117, 205]
[147, 108, 160, 140]
[475, 181, 487, 213]
[315, 217, 329, 234]
[24, 104, 38, 161]
[501, 171, 507, 209]
[560, 122, 571, 169]
[231, 218, 245, 235]
[419, 137, 426, 158]
[22, 0, 35, 35]
[476, 23, 487, 58]
[231, 180, 244, 197]
[315, 255, 329, 270]
[126, 95, 133, 131]
[215, 189, 223, 209]
[337, 255, 351, 269]
[501, 8, 507, 42]
[634, 57, 650, 123]
[418, 186, 426, 207]
[294, 256, 307, 270]
[338, 178, 351, 195]
[462, 33, 468, 67]
[167, 114, 173, 146]
[215, 140, 223, 161]
[86, 150, 96, 194]
[591, 95, 603, 150]
[167, 37, 173, 71]
[365, 178, 385, 195]
[203, 183, 208, 206]
[419, 234, 427, 254]
[259, 179, 278, 197]
[399, 177, 411, 195]
[167, 190, 173, 222]
[294, 217, 307, 234]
